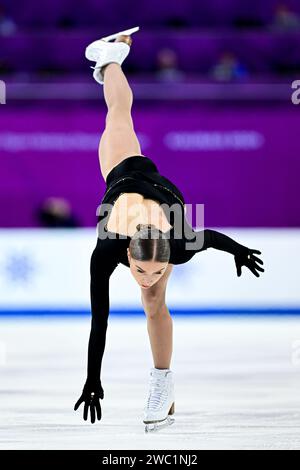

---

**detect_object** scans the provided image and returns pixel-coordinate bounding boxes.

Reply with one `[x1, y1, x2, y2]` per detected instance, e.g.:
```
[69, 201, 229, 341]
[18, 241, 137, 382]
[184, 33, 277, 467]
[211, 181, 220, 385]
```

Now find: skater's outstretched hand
[234, 247, 264, 278]
[74, 383, 104, 423]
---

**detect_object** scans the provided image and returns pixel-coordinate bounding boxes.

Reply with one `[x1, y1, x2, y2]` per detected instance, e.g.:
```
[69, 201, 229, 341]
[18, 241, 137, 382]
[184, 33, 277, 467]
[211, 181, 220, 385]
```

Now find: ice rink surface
[0, 314, 300, 450]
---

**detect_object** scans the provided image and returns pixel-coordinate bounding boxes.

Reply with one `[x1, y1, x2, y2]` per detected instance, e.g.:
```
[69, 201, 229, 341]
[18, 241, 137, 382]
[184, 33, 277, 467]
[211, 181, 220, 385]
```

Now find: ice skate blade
[145, 416, 175, 433]
[102, 26, 140, 42]
[85, 26, 139, 62]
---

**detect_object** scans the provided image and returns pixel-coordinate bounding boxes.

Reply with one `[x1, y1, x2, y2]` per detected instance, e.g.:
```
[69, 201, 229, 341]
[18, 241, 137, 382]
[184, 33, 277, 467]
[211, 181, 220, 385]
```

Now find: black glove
[74, 382, 104, 423]
[234, 248, 264, 278]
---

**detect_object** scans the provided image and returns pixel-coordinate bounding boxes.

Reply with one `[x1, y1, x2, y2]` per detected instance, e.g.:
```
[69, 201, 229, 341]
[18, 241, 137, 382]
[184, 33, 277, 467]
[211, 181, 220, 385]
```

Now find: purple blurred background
[0, 0, 299, 228]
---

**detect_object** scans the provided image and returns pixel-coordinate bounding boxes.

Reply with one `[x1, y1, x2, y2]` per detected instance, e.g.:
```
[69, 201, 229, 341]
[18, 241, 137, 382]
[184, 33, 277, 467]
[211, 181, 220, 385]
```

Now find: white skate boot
[143, 367, 175, 433]
[85, 26, 140, 85]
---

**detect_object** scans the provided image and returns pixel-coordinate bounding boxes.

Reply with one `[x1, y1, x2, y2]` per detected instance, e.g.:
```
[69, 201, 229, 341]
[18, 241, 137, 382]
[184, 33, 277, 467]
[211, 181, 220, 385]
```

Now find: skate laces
[146, 374, 171, 410]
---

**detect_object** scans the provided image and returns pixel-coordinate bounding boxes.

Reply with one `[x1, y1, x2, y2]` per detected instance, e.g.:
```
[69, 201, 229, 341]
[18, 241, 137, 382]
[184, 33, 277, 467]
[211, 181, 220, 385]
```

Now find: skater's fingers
[74, 397, 83, 411]
[83, 402, 89, 421]
[235, 261, 242, 277]
[247, 264, 260, 277]
[254, 263, 264, 272]
[95, 400, 102, 421]
[250, 249, 261, 255]
[249, 259, 264, 273]
[90, 404, 96, 424]
[252, 255, 264, 265]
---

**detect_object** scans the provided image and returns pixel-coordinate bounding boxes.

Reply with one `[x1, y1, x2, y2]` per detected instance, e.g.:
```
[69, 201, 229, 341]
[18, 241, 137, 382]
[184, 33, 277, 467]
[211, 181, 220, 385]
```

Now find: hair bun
[136, 223, 155, 232]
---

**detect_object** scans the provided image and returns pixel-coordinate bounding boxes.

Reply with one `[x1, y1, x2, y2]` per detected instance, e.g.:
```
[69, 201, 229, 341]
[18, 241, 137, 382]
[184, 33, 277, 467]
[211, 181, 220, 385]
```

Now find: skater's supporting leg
[99, 62, 143, 181]
[146, 304, 173, 369]
[141, 264, 173, 369]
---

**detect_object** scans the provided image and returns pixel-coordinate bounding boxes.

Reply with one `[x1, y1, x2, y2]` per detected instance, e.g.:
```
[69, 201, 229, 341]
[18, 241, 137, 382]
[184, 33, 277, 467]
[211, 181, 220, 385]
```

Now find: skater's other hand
[74, 386, 103, 423]
[234, 248, 264, 278]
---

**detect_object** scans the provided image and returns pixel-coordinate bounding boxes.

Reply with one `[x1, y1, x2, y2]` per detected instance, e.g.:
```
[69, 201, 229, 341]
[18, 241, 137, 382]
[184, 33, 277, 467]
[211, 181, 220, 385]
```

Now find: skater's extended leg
[141, 264, 173, 369]
[99, 62, 143, 181]
[103, 62, 133, 110]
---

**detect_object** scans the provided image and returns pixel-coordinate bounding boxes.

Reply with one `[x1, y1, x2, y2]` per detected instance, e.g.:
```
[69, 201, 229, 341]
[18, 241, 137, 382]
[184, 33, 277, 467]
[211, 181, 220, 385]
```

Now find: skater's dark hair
[129, 224, 170, 262]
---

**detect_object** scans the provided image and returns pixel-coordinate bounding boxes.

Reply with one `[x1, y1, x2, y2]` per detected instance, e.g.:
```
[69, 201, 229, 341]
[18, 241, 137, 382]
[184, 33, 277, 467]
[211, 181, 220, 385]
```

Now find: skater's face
[127, 249, 168, 288]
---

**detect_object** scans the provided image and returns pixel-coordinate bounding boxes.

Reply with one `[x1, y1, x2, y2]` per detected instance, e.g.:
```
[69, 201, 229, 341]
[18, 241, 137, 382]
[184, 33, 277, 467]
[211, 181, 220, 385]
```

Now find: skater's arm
[172, 210, 264, 277]
[199, 228, 252, 255]
[84, 238, 119, 395]
[193, 228, 265, 277]
[74, 237, 120, 423]
[179, 209, 249, 256]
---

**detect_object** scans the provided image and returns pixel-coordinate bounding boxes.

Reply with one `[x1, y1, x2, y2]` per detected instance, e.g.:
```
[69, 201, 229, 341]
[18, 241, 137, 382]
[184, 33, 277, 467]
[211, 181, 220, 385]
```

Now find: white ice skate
[85, 26, 140, 85]
[143, 368, 175, 433]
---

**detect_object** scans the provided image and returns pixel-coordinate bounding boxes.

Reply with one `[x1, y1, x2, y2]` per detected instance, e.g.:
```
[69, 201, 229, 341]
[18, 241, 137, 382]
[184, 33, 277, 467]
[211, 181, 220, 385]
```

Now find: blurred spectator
[37, 197, 80, 228]
[0, 5, 17, 36]
[154, 47, 185, 82]
[210, 52, 249, 82]
[271, 3, 300, 30]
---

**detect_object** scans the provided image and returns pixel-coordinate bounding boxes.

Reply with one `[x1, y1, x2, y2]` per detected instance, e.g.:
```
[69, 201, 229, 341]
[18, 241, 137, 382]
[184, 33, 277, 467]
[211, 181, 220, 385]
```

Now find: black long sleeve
[200, 229, 249, 257]
[82, 238, 120, 395]
[169, 206, 249, 264]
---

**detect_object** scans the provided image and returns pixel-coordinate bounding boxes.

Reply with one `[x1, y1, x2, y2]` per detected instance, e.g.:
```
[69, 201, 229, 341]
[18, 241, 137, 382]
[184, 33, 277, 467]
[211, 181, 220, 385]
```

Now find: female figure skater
[73, 26, 264, 432]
